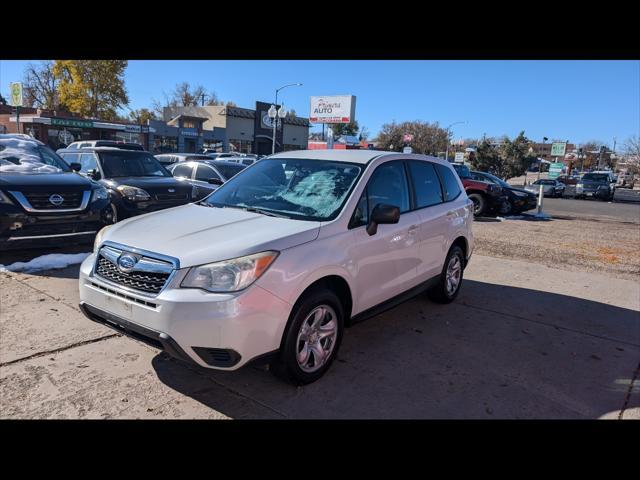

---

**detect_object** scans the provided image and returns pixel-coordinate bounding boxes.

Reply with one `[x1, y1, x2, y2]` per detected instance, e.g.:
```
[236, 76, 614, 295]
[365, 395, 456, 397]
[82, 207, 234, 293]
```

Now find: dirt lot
[474, 216, 640, 280]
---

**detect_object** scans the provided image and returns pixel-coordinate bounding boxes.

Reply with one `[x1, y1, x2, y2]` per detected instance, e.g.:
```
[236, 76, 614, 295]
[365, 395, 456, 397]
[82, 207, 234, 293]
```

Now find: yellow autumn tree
[53, 60, 129, 121]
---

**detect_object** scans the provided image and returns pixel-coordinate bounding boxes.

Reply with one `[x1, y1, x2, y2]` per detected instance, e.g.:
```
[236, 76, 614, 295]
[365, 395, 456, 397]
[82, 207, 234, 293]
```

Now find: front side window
[195, 164, 221, 182]
[408, 160, 444, 208]
[171, 163, 193, 179]
[204, 158, 362, 221]
[98, 151, 171, 178]
[366, 161, 410, 215]
[79, 152, 98, 172]
[37, 146, 71, 171]
[435, 164, 462, 201]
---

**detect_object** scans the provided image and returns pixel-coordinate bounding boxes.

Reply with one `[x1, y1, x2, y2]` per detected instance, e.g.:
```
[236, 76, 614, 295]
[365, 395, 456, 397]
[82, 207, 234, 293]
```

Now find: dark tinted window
[98, 151, 170, 178]
[452, 163, 471, 178]
[582, 173, 609, 182]
[195, 164, 221, 181]
[435, 164, 462, 201]
[367, 161, 410, 214]
[408, 160, 443, 208]
[37, 146, 71, 171]
[171, 163, 193, 178]
[214, 163, 245, 180]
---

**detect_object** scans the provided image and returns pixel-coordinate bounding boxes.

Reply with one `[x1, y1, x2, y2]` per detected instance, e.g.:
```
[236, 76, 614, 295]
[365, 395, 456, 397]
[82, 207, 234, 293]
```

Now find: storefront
[1, 108, 153, 150]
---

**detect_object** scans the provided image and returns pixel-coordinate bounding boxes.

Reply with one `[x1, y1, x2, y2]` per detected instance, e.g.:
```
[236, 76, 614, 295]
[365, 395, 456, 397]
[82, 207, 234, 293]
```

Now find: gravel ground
[473, 216, 640, 280]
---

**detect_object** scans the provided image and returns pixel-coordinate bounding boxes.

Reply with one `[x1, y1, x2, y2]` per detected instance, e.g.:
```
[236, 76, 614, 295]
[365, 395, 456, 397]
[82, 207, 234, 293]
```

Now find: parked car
[575, 171, 617, 200]
[63, 140, 145, 151]
[0, 134, 112, 250]
[524, 179, 566, 198]
[616, 173, 635, 189]
[58, 147, 193, 222]
[451, 163, 507, 216]
[204, 152, 242, 160]
[470, 171, 537, 214]
[80, 150, 474, 385]
[556, 174, 580, 186]
[154, 153, 213, 167]
[167, 160, 247, 201]
[225, 156, 259, 166]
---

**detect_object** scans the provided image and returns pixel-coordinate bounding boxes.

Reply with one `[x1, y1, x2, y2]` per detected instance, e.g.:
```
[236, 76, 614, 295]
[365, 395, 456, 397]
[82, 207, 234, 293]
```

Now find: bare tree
[376, 120, 448, 155]
[22, 61, 60, 110]
[151, 82, 224, 118]
[623, 135, 640, 157]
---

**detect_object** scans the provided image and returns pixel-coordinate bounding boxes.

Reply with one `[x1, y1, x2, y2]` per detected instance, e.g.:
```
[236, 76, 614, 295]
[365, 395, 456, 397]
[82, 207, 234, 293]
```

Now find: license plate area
[105, 293, 133, 319]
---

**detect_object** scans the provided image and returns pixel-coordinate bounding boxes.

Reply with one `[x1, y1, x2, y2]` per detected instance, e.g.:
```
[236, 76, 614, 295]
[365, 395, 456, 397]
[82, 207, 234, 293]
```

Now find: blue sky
[1, 60, 638, 146]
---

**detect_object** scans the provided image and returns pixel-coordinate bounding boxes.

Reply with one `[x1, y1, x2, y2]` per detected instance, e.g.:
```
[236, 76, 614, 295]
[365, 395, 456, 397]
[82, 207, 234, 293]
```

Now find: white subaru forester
[79, 150, 474, 384]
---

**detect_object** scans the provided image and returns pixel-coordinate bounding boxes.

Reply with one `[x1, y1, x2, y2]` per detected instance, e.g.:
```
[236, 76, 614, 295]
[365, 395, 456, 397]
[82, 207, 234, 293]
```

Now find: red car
[451, 163, 508, 216]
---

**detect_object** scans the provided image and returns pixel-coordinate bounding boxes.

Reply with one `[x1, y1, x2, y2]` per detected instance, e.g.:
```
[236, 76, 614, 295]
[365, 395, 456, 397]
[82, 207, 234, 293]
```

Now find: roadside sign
[551, 142, 566, 157]
[454, 152, 465, 163]
[9, 82, 23, 107]
[403, 146, 413, 153]
[548, 162, 564, 179]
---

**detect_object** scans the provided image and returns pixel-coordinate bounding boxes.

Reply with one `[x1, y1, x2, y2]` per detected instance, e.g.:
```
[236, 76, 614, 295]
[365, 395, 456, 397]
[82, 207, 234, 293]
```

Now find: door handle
[407, 224, 419, 234]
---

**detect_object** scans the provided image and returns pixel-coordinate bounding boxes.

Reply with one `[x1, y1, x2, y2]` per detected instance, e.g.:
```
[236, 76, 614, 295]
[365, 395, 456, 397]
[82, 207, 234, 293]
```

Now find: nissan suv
[0, 134, 112, 250]
[79, 150, 474, 385]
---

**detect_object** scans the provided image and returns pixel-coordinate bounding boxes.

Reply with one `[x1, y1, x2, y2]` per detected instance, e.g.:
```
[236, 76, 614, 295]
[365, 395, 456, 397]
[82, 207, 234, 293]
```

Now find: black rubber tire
[427, 246, 465, 304]
[468, 193, 486, 216]
[271, 288, 344, 386]
[499, 199, 512, 215]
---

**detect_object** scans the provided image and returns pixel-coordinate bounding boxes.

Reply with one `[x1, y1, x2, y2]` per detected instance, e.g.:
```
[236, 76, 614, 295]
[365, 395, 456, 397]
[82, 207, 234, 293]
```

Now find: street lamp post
[445, 121, 465, 162]
[270, 83, 302, 155]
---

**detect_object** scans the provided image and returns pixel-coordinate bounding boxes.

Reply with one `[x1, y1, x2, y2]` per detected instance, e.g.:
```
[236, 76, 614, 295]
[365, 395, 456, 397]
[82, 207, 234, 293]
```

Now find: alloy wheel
[296, 305, 338, 373]
[445, 255, 462, 296]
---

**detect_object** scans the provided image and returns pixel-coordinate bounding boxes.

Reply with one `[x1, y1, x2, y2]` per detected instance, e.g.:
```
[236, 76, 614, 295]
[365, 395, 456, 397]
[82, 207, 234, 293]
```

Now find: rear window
[98, 151, 171, 178]
[452, 163, 471, 179]
[582, 173, 609, 182]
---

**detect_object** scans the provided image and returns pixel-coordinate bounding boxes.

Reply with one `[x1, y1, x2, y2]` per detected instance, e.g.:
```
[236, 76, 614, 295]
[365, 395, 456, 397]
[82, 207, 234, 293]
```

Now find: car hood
[525, 184, 554, 192]
[100, 203, 321, 268]
[508, 187, 535, 196]
[0, 171, 96, 191]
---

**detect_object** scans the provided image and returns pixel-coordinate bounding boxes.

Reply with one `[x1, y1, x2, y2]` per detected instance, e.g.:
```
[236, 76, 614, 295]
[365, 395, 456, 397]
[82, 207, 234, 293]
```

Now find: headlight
[116, 185, 151, 201]
[93, 225, 112, 252]
[0, 190, 14, 205]
[181, 251, 279, 292]
[513, 190, 528, 197]
[576, 183, 583, 188]
[91, 187, 109, 202]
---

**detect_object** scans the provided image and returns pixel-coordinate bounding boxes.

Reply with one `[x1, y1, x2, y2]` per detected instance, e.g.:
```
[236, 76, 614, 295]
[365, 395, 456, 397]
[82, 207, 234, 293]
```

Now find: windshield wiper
[223, 205, 289, 218]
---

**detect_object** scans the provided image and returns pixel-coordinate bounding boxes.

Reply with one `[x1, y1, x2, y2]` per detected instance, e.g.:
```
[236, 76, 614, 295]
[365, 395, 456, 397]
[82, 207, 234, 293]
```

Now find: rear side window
[171, 163, 193, 178]
[435, 164, 462, 201]
[60, 152, 81, 165]
[408, 160, 443, 208]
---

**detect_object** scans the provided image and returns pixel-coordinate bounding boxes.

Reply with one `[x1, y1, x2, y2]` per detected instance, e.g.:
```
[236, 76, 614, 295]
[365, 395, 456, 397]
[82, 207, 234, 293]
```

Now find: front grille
[23, 191, 85, 209]
[156, 193, 188, 202]
[96, 255, 170, 295]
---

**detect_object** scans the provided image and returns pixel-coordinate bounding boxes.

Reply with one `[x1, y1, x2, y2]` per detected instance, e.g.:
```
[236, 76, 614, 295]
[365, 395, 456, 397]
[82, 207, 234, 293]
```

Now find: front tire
[271, 288, 344, 385]
[428, 246, 465, 304]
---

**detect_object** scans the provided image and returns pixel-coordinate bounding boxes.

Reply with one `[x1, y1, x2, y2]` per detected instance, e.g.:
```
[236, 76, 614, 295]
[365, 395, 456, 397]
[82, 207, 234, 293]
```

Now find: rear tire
[428, 246, 465, 304]
[271, 288, 344, 385]
[468, 193, 486, 216]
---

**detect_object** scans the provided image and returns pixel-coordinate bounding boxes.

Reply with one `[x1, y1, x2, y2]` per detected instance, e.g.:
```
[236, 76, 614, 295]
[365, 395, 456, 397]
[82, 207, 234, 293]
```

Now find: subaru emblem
[117, 254, 138, 273]
[168, 188, 175, 193]
[49, 194, 64, 206]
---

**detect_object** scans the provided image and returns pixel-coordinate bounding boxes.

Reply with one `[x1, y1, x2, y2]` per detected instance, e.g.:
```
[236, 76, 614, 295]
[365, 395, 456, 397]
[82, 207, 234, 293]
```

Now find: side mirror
[70, 162, 82, 172]
[207, 178, 224, 185]
[367, 203, 400, 236]
[87, 169, 101, 180]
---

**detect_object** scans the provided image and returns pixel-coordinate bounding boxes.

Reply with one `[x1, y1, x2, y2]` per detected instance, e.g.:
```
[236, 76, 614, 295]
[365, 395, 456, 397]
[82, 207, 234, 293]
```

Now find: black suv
[58, 147, 193, 221]
[575, 172, 616, 201]
[0, 134, 112, 251]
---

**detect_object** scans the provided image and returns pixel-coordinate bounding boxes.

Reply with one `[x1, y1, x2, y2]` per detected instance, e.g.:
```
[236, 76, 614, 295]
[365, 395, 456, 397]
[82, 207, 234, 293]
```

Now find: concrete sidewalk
[1, 255, 638, 419]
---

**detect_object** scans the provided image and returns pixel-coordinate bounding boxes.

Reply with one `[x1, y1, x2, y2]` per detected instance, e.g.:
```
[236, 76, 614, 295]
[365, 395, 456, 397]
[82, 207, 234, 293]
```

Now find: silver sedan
[525, 179, 566, 198]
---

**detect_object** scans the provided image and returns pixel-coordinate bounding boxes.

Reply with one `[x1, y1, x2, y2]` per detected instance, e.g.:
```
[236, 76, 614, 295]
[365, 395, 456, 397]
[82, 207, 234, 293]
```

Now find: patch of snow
[0, 252, 91, 273]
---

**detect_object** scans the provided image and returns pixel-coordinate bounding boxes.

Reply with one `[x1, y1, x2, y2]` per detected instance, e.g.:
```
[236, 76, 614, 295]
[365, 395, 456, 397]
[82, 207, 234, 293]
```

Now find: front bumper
[78, 253, 292, 370]
[0, 201, 110, 250]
